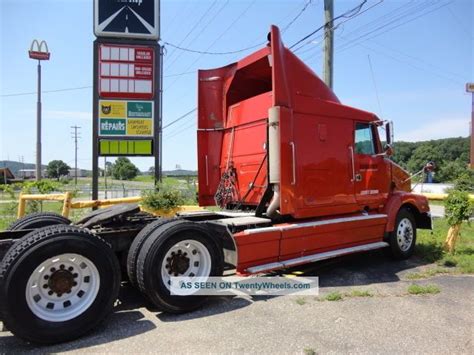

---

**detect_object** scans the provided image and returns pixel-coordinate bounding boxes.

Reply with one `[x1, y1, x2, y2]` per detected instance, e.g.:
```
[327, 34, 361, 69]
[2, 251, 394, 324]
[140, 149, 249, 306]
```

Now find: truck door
[353, 122, 390, 210]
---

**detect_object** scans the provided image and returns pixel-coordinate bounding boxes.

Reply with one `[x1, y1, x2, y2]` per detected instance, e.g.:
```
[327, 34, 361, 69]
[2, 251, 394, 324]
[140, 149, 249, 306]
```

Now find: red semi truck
[0, 26, 431, 343]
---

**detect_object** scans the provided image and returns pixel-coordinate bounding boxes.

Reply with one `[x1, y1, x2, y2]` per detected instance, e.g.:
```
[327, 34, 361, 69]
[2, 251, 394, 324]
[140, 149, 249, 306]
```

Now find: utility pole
[323, 0, 334, 89]
[29, 40, 50, 181]
[467, 83, 474, 169]
[71, 126, 81, 185]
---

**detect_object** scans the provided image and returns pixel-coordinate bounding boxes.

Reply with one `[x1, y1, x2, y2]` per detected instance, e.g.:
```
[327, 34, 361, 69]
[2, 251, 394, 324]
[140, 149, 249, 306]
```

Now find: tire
[388, 208, 417, 260]
[0, 225, 120, 344]
[126, 218, 185, 288]
[8, 212, 71, 231]
[136, 221, 224, 313]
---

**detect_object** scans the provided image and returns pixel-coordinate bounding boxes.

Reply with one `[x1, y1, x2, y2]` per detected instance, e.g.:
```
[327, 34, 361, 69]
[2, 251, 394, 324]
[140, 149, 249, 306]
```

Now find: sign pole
[29, 39, 50, 180]
[92, 40, 99, 202]
[36, 60, 42, 181]
[157, 45, 163, 184]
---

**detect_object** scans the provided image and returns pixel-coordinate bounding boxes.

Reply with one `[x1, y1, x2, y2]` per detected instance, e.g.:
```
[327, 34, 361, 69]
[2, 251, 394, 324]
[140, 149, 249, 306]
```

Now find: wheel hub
[167, 251, 190, 275]
[48, 270, 75, 295]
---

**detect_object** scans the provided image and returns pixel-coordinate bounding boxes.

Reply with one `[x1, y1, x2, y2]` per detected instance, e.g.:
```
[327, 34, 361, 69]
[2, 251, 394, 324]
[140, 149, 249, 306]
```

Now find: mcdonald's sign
[29, 39, 50, 60]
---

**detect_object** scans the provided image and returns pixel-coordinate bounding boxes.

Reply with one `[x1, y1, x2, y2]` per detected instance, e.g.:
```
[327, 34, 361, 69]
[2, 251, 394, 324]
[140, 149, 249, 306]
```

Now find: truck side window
[355, 123, 375, 155]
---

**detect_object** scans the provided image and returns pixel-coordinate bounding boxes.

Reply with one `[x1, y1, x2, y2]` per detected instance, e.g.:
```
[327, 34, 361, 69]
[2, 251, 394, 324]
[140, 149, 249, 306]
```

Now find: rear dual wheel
[0, 225, 120, 344]
[135, 221, 224, 313]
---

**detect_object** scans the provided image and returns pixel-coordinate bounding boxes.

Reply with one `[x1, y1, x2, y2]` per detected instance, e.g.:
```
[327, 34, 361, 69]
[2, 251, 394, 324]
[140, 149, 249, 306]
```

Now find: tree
[111, 157, 139, 180]
[148, 166, 155, 175]
[46, 160, 70, 181]
[443, 190, 473, 253]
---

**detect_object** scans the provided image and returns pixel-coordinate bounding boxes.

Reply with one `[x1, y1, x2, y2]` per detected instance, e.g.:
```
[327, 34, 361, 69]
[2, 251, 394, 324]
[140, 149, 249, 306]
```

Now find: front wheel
[0, 225, 120, 344]
[388, 208, 417, 260]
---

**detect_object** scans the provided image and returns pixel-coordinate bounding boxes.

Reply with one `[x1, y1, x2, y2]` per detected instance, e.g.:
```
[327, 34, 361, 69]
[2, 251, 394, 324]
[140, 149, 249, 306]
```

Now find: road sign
[99, 43, 154, 99]
[99, 99, 153, 137]
[466, 83, 474, 93]
[94, 0, 160, 40]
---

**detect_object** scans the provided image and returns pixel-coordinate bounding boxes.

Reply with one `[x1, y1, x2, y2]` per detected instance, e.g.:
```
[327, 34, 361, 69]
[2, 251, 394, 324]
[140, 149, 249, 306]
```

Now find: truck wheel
[136, 221, 223, 313]
[127, 218, 185, 288]
[8, 212, 71, 231]
[388, 208, 417, 260]
[0, 225, 120, 344]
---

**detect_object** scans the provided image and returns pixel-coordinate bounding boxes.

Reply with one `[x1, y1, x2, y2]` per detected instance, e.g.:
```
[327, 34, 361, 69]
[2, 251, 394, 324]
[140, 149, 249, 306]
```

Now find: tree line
[391, 137, 471, 183]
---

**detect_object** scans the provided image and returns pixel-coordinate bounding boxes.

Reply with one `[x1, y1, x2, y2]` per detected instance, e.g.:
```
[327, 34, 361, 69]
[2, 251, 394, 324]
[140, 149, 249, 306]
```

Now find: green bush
[453, 172, 474, 193]
[444, 190, 473, 227]
[141, 185, 184, 213]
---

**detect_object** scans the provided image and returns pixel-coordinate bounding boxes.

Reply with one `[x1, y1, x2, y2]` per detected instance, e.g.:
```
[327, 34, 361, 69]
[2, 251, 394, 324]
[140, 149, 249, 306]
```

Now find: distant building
[18, 169, 48, 179]
[0, 167, 17, 184]
[68, 168, 87, 178]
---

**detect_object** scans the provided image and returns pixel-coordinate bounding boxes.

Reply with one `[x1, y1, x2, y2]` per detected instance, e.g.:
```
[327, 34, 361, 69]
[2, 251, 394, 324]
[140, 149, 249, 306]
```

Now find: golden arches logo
[30, 39, 49, 53]
[29, 39, 50, 60]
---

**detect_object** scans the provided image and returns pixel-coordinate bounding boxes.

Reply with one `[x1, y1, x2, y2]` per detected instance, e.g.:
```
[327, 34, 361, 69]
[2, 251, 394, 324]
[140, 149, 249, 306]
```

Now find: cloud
[397, 118, 470, 142]
[44, 110, 91, 120]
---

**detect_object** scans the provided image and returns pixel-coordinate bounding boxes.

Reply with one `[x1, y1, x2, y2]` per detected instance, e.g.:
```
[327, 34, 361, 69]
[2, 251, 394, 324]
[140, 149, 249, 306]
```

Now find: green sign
[99, 139, 153, 156]
[99, 118, 126, 135]
[127, 101, 152, 118]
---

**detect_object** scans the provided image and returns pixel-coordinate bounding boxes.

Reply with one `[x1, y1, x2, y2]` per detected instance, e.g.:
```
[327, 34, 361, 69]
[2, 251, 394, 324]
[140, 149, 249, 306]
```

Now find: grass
[295, 297, 307, 305]
[303, 348, 316, 355]
[407, 284, 441, 295]
[405, 267, 450, 280]
[348, 289, 373, 297]
[416, 218, 474, 274]
[324, 291, 343, 301]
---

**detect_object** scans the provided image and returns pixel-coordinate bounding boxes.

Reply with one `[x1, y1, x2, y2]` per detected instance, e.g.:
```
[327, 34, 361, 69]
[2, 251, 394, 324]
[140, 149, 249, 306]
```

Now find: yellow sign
[99, 100, 126, 118]
[127, 119, 152, 136]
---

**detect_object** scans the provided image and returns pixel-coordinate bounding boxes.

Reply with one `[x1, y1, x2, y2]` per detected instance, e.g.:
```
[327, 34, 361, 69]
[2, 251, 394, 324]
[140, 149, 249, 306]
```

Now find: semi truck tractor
[0, 26, 431, 344]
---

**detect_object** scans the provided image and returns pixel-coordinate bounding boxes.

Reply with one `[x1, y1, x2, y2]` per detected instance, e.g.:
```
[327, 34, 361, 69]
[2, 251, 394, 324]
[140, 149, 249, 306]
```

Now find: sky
[0, 0, 472, 172]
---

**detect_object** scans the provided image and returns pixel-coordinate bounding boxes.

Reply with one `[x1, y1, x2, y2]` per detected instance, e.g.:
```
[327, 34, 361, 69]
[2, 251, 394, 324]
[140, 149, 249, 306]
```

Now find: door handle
[355, 173, 362, 182]
[349, 146, 355, 182]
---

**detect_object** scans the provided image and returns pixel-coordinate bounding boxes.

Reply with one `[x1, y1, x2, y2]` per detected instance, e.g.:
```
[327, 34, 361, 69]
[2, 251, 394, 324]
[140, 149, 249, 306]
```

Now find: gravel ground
[1, 251, 473, 354]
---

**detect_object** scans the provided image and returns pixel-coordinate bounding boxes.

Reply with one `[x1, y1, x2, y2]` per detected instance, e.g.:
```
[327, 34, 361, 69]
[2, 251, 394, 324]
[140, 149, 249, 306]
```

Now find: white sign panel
[94, 0, 160, 40]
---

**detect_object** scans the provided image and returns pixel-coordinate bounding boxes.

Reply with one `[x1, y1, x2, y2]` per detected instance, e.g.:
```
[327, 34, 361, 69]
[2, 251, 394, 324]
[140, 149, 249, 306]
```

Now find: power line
[162, 108, 197, 130]
[289, 0, 368, 50]
[164, 0, 219, 65]
[1, 71, 197, 97]
[164, 0, 230, 69]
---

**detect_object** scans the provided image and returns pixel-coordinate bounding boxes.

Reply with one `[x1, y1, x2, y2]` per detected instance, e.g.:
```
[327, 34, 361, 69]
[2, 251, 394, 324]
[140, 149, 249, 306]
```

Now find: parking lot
[1, 251, 472, 354]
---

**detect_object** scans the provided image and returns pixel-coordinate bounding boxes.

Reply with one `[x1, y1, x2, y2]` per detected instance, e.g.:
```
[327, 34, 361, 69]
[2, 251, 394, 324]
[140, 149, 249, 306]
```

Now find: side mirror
[385, 121, 393, 146]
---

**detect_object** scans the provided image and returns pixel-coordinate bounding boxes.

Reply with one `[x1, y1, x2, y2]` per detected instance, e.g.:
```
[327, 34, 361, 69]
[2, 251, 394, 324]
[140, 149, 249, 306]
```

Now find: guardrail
[17, 193, 202, 218]
[421, 193, 474, 201]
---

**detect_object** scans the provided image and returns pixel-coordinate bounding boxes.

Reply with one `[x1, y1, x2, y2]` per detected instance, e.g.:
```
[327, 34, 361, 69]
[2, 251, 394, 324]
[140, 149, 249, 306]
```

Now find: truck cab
[196, 25, 431, 273]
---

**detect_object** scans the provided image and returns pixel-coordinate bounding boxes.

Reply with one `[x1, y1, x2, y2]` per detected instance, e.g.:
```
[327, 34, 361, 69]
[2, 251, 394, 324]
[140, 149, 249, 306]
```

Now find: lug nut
[73, 273, 78, 278]
[68, 266, 74, 271]
[50, 267, 56, 272]
[44, 275, 49, 280]
[48, 291, 53, 296]
[192, 249, 197, 255]
[60, 264, 65, 269]
[43, 284, 48, 289]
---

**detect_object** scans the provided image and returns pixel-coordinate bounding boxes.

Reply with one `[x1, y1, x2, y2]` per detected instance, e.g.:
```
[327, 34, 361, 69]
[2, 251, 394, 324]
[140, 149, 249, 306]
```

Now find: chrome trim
[246, 242, 389, 274]
[243, 214, 387, 235]
[349, 146, 355, 182]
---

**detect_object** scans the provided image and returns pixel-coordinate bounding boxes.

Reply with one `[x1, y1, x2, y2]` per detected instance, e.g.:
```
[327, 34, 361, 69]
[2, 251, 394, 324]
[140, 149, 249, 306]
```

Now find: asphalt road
[1, 251, 473, 354]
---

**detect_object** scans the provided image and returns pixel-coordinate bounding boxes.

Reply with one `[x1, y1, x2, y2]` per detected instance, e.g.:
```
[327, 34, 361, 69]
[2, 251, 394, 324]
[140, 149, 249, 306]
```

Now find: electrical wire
[289, 0, 368, 50]
[162, 108, 197, 130]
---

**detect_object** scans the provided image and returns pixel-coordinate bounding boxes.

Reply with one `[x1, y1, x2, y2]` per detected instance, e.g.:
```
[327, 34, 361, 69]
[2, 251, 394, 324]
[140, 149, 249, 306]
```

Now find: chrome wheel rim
[397, 218, 414, 252]
[161, 239, 211, 291]
[26, 253, 100, 322]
